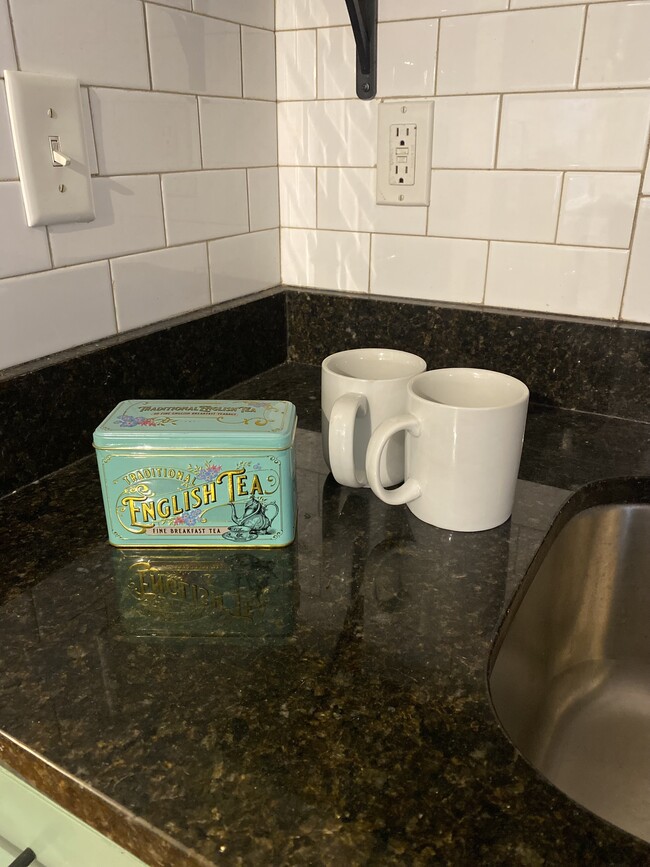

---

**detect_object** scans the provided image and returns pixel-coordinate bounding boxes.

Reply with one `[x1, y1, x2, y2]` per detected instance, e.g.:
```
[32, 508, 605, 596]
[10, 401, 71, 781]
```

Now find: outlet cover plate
[377, 100, 434, 206]
[4, 70, 95, 227]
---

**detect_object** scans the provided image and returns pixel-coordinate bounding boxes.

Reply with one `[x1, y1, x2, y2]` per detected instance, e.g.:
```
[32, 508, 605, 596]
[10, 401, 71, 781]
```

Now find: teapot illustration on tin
[225, 493, 279, 541]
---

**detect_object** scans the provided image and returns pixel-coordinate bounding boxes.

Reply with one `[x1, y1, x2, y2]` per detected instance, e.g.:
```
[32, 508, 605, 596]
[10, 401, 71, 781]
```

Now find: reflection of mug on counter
[321, 348, 426, 488]
[112, 547, 297, 640]
[366, 368, 529, 532]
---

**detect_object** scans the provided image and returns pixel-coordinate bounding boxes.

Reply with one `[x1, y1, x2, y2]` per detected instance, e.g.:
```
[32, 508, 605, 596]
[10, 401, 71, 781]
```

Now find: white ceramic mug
[321, 348, 427, 488]
[365, 368, 529, 532]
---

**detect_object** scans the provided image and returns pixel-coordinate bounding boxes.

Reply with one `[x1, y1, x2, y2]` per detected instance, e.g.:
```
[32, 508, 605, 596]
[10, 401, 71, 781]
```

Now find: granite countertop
[1, 362, 649, 866]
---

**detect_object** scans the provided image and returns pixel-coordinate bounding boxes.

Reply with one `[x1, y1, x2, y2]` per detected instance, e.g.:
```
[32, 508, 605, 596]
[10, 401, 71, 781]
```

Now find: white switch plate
[4, 70, 95, 227]
[376, 100, 434, 206]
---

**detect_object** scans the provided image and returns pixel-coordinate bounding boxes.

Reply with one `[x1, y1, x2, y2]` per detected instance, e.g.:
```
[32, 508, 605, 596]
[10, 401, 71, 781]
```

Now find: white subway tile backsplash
[580, 2, 650, 89]
[278, 100, 377, 167]
[10, 0, 150, 88]
[438, 7, 583, 95]
[112, 243, 210, 332]
[511, 0, 609, 7]
[146, 5, 241, 96]
[279, 167, 316, 227]
[431, 96, 499, 169]
[499, 91, 650, 170]
[161, 169, 249, 245]
[91, 89, 201, 174]
[0, 85, 18, 180]
[200, 98, 277, 168]
[378, 19, 437, 98]
[49, 176, 165, 267]
[276, 30, 317, 100]
[621, 197, 650, 322]
[242, 26, 276, 100]
[209, 229, 280, 302]
[644, 156, 650, 196]
[0, 262, 115, 368]
[557, 172, 640, 249]
[0, 183, 50, 278]
[1, 0, 649, 368]
[317, 27, 356, 100]
[152, 0, 191, 8]
[318, 168, 427, 235]
[276, 0, 349, 30]
[248, 167, 280, 231]
[370, 234, 487, 303]
[0, 0, 16, 71]
[281, 228, 369, 292]
[193, 0, 274, 30]
[379, 0, 508, 19]
[277, 102, 309, 165]
[485, 242, 628, 318]
[428, 170, 562, 242]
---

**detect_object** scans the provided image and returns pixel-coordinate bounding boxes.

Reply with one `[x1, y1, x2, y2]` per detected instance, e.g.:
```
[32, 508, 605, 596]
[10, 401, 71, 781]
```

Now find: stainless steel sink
[489, 485, 650, 843]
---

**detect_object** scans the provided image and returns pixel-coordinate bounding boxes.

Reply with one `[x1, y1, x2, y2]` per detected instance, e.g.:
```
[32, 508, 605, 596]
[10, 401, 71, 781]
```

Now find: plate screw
[399, 194, 405, 201]
[47, 108, 54, 118]
[363, 82, 370, 92]
[58, 184, 66, 193]
[401, 105, 407, 113]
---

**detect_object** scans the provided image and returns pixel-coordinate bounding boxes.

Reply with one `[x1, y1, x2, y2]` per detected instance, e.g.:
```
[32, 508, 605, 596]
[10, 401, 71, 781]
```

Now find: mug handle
[329, 392, 369, 488]
[366, 414, 422, 505]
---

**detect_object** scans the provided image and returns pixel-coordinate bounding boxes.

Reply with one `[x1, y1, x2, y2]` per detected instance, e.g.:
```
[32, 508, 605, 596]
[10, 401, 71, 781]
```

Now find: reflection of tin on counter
[93, 400, 297, 547]
[113, 547, 297, 638]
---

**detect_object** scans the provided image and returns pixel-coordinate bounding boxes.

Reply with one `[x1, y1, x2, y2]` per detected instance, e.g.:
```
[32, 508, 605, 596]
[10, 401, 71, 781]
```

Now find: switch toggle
[48, 136, 71, 167]
[4, 70, 95, 226]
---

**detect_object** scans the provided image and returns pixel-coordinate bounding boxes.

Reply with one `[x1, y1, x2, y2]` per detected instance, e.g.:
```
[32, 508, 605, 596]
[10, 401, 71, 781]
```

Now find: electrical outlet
[389, 123, 416, 186]
[377, 101, 434, 206]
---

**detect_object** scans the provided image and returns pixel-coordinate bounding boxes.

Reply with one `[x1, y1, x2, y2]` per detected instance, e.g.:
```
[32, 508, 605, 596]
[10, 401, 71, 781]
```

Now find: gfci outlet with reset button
[376, 100, 434, 206]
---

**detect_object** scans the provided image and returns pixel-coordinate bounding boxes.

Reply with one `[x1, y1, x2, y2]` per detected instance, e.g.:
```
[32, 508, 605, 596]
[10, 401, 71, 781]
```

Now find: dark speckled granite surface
[0, 290, 287, 498]
[0, 362, 649, 866]
[287, 289, 650, 422]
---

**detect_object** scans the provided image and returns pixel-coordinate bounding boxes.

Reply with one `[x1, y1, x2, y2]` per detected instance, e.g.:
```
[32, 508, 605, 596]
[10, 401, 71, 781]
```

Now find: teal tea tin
[93, 399, 297, 547]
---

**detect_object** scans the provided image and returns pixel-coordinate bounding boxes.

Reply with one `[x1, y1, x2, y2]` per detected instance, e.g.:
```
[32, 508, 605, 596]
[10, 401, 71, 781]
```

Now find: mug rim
[408, 367, 529, 410]
[322, 347, 427, 382]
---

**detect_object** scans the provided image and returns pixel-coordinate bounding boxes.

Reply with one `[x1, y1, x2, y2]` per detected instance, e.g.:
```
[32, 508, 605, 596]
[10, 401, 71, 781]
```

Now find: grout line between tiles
[43, 225, 54, 271]
[0, 166, 633, 180]
[314, 24, 320, 100]
[554, 172, 566, 244]
[616, 178, 645, 319]
[278, 85, 650, 104]
[205, 240, 214, 305]
[141, 1, 154, 91]
[196, 96, 205, 169]
[238, 24, 245, 99]
[482, 240, 491, 305]
[0, 230, 285, 285]
[574, 4, 589, 92]
[434, 17, 441, 97]
[146, 0, 274, 31]
[158, 173, 168, 246]
[5, 0, 20, 69]
[493, 94, 503, 169]
[107, 257, 120, 333]
[245, 168, 252, 232]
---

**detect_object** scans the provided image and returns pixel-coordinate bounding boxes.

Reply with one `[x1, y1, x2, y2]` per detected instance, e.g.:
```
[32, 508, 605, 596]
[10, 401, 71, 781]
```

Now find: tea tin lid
[93, 400, 296, 451]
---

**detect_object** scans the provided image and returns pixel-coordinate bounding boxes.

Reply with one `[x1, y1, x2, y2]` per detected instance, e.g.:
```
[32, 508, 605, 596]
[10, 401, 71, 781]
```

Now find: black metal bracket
[344, 0, 377, 100]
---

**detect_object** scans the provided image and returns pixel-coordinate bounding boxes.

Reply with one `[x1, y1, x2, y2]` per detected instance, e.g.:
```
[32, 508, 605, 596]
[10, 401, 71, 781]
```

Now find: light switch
[4, 70, 95, 227]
